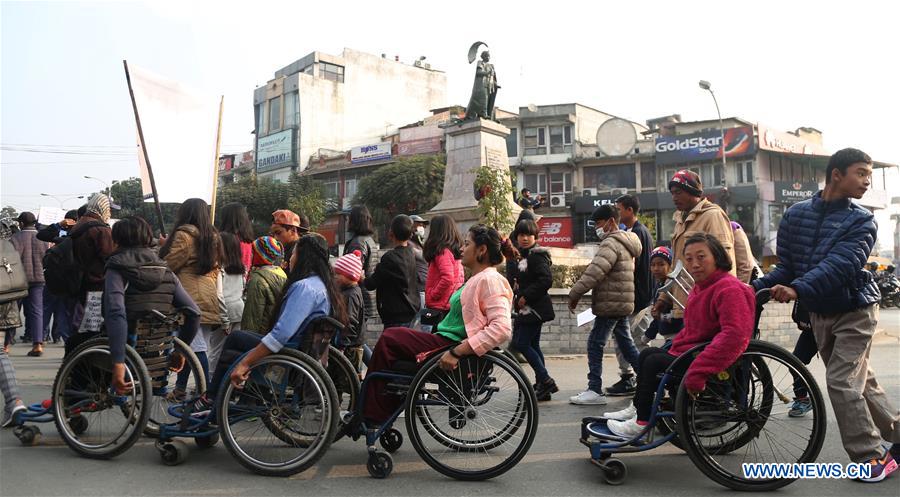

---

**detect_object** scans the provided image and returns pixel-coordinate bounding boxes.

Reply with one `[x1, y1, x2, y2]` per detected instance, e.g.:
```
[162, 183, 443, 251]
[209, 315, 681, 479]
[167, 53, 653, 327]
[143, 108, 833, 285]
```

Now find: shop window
[640, 162, 656, 191]
[256, 103, 267, 136]
[506, 128, 518, 157]
[583, 164, 636, 191]
[737, 161, 754, 184]
[524, 173, 546, 195]
[549, 125, 573, 154]
[550, 171, 572, 193]
[524, 127, 546, 156]
[269, 96, 282, 132]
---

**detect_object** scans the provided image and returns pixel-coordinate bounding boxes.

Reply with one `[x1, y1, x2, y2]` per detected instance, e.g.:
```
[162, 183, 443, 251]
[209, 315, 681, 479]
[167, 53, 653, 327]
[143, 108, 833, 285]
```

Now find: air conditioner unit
[549, 194, 567, 207]
[582, 188, 598, 197]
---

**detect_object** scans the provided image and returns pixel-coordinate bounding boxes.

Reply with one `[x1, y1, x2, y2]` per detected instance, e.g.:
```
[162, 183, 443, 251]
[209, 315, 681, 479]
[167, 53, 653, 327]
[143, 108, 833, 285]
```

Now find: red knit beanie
[334, 250, 363, 282]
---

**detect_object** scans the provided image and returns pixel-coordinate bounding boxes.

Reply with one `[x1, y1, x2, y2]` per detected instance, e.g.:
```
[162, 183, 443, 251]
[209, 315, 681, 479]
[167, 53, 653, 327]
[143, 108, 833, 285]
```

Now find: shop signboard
[256, 129, 294, 172]
[537, 217, 573, 248]
[655, 126, 755, 166]
[351, 142, 391, 164]
[774, 181, 819, 205]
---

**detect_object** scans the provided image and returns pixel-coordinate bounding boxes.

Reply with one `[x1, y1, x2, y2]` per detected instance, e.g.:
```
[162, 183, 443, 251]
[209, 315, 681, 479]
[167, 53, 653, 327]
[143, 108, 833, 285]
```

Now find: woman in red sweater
[604, 233, 755, 438]
[421, 215, 465, 332]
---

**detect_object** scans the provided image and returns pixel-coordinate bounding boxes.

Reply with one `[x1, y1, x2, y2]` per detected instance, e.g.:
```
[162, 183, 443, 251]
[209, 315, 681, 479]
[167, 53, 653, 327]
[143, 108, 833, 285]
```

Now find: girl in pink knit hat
[334, 250, 366, 372]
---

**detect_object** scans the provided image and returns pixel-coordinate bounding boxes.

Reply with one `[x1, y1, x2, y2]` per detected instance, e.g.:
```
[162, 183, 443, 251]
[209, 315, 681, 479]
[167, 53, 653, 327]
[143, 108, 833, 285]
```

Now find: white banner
[37, 206, 67, 225]
[127, 63, 220, 204]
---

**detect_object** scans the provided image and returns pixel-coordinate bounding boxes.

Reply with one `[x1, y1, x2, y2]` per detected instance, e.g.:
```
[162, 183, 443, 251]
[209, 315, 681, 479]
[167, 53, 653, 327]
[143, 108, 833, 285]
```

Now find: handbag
[0, 240, 29, 303]
[791, 301, 812, 332]
[420, 307, 447, 327]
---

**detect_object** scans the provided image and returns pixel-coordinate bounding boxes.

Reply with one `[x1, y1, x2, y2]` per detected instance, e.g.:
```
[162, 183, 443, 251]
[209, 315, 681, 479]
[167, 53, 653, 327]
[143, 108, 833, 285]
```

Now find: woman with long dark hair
[218, 231, 246, 339]
[420, 214, 464, 332]
[344, 206, 377, 321]
[362, 225, 513, 426]
[159, 198, 225, 393]
[188, 233, 348, 413]
[217, 202, 254, 278]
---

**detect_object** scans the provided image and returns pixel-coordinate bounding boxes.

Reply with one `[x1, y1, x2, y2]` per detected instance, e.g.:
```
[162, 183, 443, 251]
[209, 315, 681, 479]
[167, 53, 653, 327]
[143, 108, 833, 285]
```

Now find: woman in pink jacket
[363, 225, 513, 425]
[420, 215, 465, 332]
[602, 233, 755, 438]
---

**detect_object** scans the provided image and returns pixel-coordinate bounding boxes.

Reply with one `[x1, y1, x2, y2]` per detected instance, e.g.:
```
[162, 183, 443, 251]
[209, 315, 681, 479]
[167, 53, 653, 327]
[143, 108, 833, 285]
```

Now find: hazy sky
[2, 0, 899, 214]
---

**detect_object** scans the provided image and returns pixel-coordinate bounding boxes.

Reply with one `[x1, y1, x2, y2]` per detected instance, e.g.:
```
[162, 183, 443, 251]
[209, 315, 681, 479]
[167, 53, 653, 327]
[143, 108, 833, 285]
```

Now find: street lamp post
[84, 175, 112, 201]
[698, 80, 728, 189]
[40, 193, 85, 209]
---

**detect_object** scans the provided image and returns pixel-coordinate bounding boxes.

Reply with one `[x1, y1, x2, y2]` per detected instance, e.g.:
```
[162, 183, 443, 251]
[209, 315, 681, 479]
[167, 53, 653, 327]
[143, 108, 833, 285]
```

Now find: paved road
[1, 308, 899, 497]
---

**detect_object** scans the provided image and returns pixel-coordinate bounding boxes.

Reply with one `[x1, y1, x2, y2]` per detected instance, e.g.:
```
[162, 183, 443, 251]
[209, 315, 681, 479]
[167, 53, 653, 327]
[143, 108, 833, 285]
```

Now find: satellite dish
[596, 118, 637, 157]
[527, 103, 537, 112]
[467, 41, 488, 64]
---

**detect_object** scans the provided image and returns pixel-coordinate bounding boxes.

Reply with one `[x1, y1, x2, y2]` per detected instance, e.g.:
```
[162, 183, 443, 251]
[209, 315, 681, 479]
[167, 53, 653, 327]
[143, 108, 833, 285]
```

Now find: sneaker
[1, 404, 27, 428]
[607, 417, 646, 439]
[605, 375, 636, 396]
[187, 395, 213, 418]
[535, 378, 559, 396]
[890, 443, 899, 465]
[601, 403, 636, 421]
[569, 390, 608, 405]
[788, 397, 812, 417]
[856, 450, 898, 483]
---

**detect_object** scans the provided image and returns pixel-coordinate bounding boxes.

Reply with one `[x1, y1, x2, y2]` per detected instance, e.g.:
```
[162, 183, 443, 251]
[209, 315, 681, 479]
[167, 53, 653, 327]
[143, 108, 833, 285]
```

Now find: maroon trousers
[363, 327, 453, 423]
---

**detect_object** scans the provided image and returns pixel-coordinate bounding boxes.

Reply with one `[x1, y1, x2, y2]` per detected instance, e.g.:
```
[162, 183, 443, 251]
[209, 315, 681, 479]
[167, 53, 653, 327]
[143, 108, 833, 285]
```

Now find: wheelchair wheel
[145, 338, 207, 437]
[405, 350, 538, 480]
[218, 349, 339, 477]
[675, 340, 826, 491]
[324, 346, 361, 440]
[52, 338, 152, 459]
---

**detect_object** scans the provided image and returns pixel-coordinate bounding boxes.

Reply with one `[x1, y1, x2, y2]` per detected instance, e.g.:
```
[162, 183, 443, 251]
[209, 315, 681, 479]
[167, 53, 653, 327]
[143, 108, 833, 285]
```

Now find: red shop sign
[537, 217, 573, 248]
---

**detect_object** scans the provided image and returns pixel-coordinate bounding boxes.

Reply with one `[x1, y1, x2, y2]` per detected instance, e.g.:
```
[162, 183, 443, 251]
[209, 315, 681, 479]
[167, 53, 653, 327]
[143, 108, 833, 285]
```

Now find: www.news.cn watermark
[743, 463, 871, 479]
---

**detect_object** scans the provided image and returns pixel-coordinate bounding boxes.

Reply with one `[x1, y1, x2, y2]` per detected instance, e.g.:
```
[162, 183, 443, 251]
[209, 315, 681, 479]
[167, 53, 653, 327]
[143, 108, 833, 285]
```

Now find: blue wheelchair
[154, 315, 344, 477]
[331, 345, 539, 480]
[13, 310, 207, 459]
[580, 289, 827, 491]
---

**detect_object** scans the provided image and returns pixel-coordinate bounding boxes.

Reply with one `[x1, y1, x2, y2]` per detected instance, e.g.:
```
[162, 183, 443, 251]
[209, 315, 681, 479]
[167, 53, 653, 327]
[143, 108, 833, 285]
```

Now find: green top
[435, 286, 465, 343]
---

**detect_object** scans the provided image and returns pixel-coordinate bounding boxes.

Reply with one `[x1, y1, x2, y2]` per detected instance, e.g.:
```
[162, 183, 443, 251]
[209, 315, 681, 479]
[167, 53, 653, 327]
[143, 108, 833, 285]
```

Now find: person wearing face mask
[567, 204, 642, 406]
[408, 215, 429, 316]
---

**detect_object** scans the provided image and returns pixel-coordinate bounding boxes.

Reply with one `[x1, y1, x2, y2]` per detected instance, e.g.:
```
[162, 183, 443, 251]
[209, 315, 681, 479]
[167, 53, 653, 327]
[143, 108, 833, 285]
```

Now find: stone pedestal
[429, 118, 520, 232]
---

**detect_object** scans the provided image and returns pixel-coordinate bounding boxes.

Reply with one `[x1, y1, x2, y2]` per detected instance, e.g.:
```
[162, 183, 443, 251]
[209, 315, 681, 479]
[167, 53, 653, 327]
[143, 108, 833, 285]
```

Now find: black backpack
[43, 221, 104, 297]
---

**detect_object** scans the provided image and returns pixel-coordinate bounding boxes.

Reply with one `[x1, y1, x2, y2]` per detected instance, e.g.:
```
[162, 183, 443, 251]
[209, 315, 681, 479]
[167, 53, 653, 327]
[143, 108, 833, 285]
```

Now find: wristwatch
[448, 347, 463, 359]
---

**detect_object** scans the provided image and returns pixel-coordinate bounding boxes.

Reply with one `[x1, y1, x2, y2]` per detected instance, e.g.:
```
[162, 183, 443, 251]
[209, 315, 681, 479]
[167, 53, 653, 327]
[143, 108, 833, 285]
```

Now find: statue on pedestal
[465, 42, 499, 121]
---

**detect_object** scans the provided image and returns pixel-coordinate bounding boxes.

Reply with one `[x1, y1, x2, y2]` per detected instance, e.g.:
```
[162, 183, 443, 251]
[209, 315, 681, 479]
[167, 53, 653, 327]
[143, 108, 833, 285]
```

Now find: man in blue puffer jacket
[753, 148, 899, 483]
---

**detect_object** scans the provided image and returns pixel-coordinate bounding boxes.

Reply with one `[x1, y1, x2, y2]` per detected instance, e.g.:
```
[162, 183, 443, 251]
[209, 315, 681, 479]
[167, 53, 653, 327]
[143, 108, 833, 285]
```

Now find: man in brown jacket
[653, 170, 735, 328]
[568, 204, 642, 405]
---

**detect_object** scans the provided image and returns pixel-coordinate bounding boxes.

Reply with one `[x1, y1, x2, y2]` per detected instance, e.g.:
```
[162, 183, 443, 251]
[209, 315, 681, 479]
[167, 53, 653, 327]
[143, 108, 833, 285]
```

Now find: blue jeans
[20, 284, 44, 345]
[511, 320, 549, 383]
[587, 316, 638, 394]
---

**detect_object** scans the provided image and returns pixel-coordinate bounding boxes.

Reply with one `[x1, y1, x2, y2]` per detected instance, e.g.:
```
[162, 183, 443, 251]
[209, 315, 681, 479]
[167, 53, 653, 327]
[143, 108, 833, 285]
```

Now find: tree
[355, 154, 446, 231]
[1, 206, 18, 220]
[216, 172, 326, 236]
[104, 178, 179, 234]
[638, 212, 657, 244]
[472, 165, 515, 234]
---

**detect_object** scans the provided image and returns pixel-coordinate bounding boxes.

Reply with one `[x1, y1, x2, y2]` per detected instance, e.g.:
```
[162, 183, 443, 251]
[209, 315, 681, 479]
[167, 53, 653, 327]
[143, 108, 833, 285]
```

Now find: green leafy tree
[216, 172, 326, 236]
[472, 165, 515, 233]
[104, 178, 179, 233]
[355, 154, 446, 232]
[638, 212, 657, 243]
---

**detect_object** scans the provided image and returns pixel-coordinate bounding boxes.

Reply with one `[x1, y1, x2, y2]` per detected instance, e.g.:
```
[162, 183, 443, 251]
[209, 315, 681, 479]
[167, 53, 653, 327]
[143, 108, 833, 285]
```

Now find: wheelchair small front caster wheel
[159, 440, 188, 466]
[601, 458, 627, 485]
[195, 433, 219, 449]
[367, 451, 393, 479]
[14, 425, 41, 446]
[380, 428, 403, 453]
[69, 415, 89, 435]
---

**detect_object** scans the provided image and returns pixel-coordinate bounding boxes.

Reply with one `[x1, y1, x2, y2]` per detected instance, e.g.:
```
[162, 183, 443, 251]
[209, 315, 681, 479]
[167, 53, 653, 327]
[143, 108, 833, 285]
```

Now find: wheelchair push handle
[755, 288, 771, 308]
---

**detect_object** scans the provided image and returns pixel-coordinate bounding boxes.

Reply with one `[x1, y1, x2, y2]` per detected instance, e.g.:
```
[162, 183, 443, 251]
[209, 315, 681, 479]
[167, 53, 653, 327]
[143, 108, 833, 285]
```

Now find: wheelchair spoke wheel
[324, 346, 360, 440]
[145, 338, 207, 437]
[218, 349, 338, 477]
[406, 351, 538, 480]
[52, 339, 151, 459]
[675, 340, 826, 491]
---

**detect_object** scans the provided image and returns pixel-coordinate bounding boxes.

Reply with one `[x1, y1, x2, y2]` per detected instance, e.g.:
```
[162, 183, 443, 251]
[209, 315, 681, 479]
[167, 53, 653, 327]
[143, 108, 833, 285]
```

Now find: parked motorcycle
[877, 272, 900, 308]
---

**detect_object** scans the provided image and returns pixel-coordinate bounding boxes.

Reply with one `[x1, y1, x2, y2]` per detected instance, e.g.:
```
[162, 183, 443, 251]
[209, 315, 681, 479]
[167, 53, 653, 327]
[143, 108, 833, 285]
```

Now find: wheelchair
[12, 310, 207, 459]
[331, 341, 539, 480]
[154, 315, 344, 477]
[579, 289, 827, 491]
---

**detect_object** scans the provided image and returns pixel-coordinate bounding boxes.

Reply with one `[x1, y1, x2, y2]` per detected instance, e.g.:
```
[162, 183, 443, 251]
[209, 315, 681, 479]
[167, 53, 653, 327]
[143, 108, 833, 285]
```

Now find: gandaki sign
[256, 129, 294, 172]
[655, 126, 755, 166]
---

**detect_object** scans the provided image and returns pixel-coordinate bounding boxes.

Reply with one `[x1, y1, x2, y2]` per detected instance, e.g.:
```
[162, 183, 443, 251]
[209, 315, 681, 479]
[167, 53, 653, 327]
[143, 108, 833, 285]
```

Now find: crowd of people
[0, 146, 897, 482]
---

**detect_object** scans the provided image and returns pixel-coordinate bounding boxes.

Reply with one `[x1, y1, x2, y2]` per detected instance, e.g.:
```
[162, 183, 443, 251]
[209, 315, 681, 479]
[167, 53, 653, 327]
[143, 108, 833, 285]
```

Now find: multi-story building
[217, 150, 254, 187]
[252, 48, 447, 182]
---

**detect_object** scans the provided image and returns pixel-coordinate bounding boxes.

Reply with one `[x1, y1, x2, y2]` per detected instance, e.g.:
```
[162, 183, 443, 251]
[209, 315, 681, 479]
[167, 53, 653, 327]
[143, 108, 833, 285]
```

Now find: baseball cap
[409, 215, 429, 224]
[272, 209, 301, 228]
